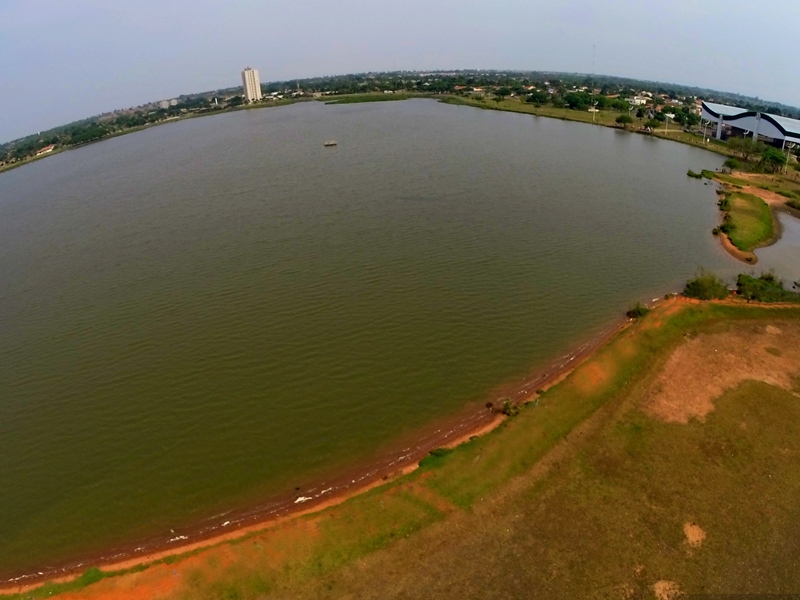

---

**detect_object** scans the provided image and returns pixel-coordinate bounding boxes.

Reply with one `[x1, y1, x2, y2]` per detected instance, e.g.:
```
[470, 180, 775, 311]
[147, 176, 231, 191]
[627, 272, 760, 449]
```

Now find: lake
[0, 98, 773, 579]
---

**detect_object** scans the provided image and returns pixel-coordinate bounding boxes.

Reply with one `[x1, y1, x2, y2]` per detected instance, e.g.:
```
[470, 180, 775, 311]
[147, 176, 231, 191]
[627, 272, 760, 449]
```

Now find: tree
[616, 114, 634, 128]
[723, 157, 740, 173]
[643, 119, 660, 129]
[683, 271, 729, 300]
[635, 108, 645, 119]
[727, 137, 766, 161]
[525, 91, 549, 105]
[760, 146, 786, 173]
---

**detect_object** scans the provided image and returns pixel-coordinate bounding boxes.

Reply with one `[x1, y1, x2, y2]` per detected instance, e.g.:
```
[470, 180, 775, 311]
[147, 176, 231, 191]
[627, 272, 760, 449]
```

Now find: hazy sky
[2, 0, 798, 143]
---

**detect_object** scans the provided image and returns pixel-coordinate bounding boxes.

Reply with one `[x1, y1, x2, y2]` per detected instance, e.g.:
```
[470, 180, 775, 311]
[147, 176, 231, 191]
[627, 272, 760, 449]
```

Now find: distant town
[2, 69, 799, 170]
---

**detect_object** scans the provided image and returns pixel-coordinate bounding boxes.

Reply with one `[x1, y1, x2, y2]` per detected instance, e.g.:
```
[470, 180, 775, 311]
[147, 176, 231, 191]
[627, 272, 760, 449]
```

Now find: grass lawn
[723, 192, 774, 252]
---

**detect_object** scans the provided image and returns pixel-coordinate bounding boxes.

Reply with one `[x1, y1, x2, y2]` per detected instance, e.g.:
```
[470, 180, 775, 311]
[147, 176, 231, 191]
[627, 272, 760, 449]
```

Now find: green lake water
[0, 99, 763, 578]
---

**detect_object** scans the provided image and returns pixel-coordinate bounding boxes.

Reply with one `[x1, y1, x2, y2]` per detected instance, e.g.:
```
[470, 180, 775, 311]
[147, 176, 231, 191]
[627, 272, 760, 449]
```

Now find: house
[35, 144, 55, 156]
[627, 96, 649, 106]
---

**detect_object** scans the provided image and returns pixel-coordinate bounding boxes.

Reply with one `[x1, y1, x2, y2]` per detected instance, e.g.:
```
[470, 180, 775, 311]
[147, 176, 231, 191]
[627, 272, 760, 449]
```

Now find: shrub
[719, 222, 734, 234]
[419, 447, 454, 468]
[736, 273, 800, 303]
[723, 157, 740, 172]
[683, 272, 730, 300]
[501, 399, 520, 417]
[787, 199, 800, 210]
[626, 302, 650, 319]
[77, 567, 106, 587]
[687, 169, 702, 179]
[429, 447, 453, 458]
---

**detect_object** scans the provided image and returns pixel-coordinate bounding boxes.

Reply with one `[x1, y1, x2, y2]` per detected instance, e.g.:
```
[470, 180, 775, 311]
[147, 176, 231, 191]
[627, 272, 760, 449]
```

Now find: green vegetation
[736, 272, 800, 303]
[683, 271, 730, 300]
[726, 136, 766, 161]
[722, 157, 740, 172]
[7, 68, 800, 173]
[687, 169, 702, 179]
[324, 94, 416, 105]
[700, 168, 800, 217]
[760, 146, 788, 172]
[682, 271, 800, 303]
[418, 447, 454, 469]
[6, 565, 149, 599]
[500, 398, 520, 417]
[719, 192, 774, 251]
[626, 302, 651, 318]
[615, 114, 634, 127]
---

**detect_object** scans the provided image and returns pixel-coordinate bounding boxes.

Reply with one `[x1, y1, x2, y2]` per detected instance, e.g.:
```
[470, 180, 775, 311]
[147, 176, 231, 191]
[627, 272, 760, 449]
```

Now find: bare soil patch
[683, 522, 706, 548]
[652, 580, 682, 600]
[644, 322, 800, 423]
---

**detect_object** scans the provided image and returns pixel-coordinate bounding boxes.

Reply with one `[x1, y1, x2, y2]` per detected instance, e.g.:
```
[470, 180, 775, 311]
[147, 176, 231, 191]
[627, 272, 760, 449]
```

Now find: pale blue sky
[1, 0, 798, 143]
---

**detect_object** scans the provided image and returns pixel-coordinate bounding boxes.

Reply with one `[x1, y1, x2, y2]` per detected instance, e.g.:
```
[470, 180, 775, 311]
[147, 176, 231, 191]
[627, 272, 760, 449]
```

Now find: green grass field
[723, 192, 774, 251]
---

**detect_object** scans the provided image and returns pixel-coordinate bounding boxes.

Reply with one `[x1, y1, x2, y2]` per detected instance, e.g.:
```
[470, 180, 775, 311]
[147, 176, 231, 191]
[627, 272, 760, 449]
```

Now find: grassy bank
[16, 301, 800, 599]
[324, 93, 419, 104]
[717, 191, 774, 252]
[439, 95, 732, 155]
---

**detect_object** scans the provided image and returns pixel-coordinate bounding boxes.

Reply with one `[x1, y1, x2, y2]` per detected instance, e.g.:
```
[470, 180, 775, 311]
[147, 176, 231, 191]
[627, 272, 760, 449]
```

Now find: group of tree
[1, 96, 224, 165]
[5, 69, 800, 165]
[726, 136, 789, 172]
[683, 271, 800, 302]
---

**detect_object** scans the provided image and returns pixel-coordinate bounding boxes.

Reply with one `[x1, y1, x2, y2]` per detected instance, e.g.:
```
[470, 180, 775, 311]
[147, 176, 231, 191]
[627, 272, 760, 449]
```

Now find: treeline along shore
[4, 69, 800, 173]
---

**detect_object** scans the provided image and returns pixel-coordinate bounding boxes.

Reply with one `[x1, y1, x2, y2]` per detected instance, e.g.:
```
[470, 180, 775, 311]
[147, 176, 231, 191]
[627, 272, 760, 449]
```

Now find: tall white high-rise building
[241, 67, 262, 103]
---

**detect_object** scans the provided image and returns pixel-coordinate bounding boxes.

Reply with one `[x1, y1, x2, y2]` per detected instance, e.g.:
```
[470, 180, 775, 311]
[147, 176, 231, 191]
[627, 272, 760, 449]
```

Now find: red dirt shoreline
[0, 313, 635, 595]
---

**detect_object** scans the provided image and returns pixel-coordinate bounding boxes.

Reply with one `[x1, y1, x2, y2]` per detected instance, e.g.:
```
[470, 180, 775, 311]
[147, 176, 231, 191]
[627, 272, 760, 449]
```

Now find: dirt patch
[652, 580, 682, 600]
[644, 322, 800, 423]
[740, 185, 789, 208]
[572, 360, 614, 395]
[683, 522, 706, 548]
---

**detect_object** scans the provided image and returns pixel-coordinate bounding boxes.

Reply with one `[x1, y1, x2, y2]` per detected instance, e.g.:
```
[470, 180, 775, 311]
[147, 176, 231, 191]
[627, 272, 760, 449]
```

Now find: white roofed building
[701, 101, 800, 146]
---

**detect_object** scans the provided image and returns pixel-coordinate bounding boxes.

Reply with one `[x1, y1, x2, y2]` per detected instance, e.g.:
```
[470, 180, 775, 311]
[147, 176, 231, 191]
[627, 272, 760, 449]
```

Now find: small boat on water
[324, 140, 338, 147]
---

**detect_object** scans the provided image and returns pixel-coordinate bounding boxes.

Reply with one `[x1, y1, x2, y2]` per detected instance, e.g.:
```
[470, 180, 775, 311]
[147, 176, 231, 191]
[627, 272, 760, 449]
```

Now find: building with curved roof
[701, 101, 800, 146]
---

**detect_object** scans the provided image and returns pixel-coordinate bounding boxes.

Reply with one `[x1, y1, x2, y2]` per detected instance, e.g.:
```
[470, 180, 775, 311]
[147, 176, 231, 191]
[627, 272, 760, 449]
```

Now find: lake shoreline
[0, 308, 636, 594]
[0, 97, 735, 595]
[1, 93, 731, 177]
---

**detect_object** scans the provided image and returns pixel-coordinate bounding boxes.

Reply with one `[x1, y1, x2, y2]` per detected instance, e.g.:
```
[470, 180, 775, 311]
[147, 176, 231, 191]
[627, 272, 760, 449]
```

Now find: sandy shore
[0, 311, 635, 595]
[718, 230, 757, 264]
